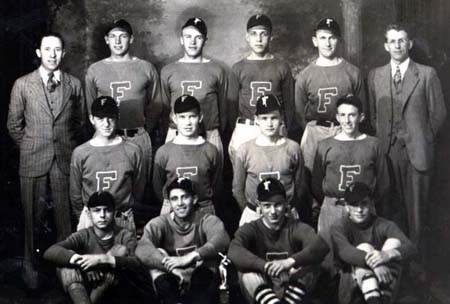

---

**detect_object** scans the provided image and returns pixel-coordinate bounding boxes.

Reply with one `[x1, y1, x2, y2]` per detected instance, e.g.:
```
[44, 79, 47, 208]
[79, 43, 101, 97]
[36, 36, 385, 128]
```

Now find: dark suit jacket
[7, 69, 84, 177]
[368, 60, 447, 172]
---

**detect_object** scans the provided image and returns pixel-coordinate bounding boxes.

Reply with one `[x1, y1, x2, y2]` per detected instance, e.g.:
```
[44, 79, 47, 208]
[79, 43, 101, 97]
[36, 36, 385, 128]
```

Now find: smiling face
[88, 205, 115, 230]
[312, 29, 339, 60]
[173, 110, 202, 138]
[169, 188, 196, 220]
[336, 103, 364, 137]
[246, 26, 271, 56]
[36, 36, 65, 73]
[180, 27, 206, 59]
[260, 195, 287, 229]
[105, 28, 133, 57]
[345, 197, 372, 225]
[255, 110, 282, 138]
[90, 115, 117, 139]
[384, 29, 412, 64]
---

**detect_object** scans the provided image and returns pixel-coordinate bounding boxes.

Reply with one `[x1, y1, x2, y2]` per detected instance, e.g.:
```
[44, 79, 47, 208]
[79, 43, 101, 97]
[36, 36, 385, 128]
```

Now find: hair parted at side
[37, 31, 66, 49]
[384, 23, 413, 41]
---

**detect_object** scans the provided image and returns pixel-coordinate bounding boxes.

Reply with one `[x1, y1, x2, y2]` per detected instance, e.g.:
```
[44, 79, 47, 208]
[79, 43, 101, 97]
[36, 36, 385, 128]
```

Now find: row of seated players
[44, 177, 416, 304]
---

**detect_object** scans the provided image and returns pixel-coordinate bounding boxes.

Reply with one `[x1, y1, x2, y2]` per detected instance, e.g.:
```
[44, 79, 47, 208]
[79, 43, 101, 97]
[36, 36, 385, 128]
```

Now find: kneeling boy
[229, 178, 328, 304]
[136, 178, 230, 304]
[331, 183, 416, 304]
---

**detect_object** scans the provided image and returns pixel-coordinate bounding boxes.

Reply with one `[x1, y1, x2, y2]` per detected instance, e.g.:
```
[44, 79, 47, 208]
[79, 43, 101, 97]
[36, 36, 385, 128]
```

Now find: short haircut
[87, 191, 115, 209]
[336, 94, 363, 114]
[37, 31, 65, 50]
[384, 23, 412, 41]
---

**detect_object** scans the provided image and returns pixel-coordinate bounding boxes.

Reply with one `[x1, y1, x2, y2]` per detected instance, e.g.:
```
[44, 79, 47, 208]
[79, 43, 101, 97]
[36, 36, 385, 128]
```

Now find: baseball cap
[257, 178, 286, 202]
[166, 177, 196, 198]
[91, 96, 119, 118]
[247, 14, 272, 32]
[173, 95, 201, 114]
[182, 17, 207, 37]
[255, 94, 281, 115]
[87, 191, 116, 209]
[315, 17, 341, 37]
[105, 19, 133, 36]
[344, 182, 372, 206]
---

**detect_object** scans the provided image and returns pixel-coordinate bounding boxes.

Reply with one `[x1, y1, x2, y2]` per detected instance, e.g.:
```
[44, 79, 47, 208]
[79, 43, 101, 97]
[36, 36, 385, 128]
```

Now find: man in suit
[368, 24, 446, 254]
[7, 32, 84, 289]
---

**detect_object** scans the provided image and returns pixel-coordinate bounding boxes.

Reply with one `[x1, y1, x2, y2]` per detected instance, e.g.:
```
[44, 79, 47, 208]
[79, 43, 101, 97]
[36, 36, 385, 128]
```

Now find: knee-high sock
[283, 281, 306, 304]
[254, 284, 282, 304]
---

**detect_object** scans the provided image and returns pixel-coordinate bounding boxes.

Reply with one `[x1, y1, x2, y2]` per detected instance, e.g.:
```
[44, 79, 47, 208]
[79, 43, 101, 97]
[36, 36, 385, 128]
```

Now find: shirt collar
[39, 66, 61, 84]
[390, 57, 410, 80]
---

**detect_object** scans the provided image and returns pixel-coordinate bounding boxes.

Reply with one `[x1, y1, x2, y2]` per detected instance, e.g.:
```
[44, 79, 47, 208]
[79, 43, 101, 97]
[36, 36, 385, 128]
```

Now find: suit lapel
[399, 61, 419, 111]
[30, 70, 54, 117]
[53, 72, 72, 119]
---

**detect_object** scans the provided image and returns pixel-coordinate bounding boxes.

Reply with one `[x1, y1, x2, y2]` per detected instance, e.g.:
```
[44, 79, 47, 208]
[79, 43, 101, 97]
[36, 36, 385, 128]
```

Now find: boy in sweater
[153, 95, 220, 215]
[233, 94, 305, 225]
[70, 96, 144, 233]
[136, 178, 230, 304]
[331, 183, 416, 304]
[228, 14, 295, 164]
[228, 178, 328, 304]
[44, 191, 146, 303]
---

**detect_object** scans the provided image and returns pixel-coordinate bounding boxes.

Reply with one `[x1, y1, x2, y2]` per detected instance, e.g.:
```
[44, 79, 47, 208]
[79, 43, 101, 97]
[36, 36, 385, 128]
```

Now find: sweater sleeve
[131, 144, 145, 206]
[294, 72, 308, 129]
[152, 149, 167, 204]
[217, 65, 229, 134]
[232, 146, 248, 210]
[311, 144, 325, 204]
[331, 222, 367, 268]
[375, 142, 390, 201]
[228, 224, 267, 273]
[159, 67, 172, 138]
[113, 229, 143, 271]
[281, 62, 295, 132]
[135, 217, 167, 271]
[84, 66, 97, 116]
[290, 222, 329, 266]
[43, 230, 89, 266]
[196, 215, 230, 259]
[381, 220, 417, 260]
[144, 63, 162, 133]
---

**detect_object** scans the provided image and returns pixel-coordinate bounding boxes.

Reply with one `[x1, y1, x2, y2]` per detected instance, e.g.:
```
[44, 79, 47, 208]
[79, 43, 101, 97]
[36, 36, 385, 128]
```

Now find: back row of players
[7, 13, 446, 303]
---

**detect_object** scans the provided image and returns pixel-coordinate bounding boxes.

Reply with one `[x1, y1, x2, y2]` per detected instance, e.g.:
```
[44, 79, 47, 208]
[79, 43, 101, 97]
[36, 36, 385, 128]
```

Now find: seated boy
[153, 95, 220, 215]
[70, 96, 144, 233]
[135, 178, 230, 304]
[44, 191, 147, 303]
[228, 178, 329, 304]
[233, 94, 306, 226]
[331, 183, 416, 304]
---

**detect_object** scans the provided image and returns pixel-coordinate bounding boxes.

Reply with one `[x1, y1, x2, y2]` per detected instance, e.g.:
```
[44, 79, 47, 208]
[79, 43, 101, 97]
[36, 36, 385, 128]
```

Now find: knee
[153, 273, 179, 295]
[356, 243, 375, 253]
[382, 238, 401, 251]
[59, 268, 84, 291]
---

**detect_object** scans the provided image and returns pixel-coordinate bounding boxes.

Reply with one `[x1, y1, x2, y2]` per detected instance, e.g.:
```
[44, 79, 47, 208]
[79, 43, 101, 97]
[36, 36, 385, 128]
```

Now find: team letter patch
[96, 171, 118, 191]
[181, 81, 202, 96]
[176, 166, 198, 178]
[250, 81, 272, 106]
[317, 87, 338, 113]
[339, 165, 361, 191]
[110, 81, 131, 105]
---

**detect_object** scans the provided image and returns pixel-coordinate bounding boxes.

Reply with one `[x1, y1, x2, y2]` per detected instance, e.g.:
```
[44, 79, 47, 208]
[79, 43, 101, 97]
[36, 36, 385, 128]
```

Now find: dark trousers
[387, 139, 430, 251]
[20, 159, 72, 268]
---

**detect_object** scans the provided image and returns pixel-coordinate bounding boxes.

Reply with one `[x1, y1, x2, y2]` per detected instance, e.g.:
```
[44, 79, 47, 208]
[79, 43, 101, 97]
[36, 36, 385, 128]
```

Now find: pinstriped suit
[7, 68, 84, 268]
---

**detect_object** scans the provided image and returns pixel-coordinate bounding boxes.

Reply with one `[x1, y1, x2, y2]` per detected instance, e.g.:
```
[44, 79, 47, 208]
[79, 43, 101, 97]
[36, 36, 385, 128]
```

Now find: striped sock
[360, 274, 381, 301]
[283, 282, 306, 304]
[254, 284, 282, 304]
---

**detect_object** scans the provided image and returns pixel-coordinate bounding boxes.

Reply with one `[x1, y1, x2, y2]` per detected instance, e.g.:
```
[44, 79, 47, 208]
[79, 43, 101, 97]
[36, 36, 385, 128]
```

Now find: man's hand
[373, 265, 393, 285]
[74, 254, 114, 271]
[365, 250, 391, 268]
[162, 252, 200, 272]
[86, 270, 104, 283]
[264, 258, 295, 278]
[171, 268, 185, 287]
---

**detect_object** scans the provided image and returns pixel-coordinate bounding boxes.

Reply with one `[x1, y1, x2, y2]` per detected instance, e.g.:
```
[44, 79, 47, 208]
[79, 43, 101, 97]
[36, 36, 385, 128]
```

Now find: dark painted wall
[48, 0, 450, 274]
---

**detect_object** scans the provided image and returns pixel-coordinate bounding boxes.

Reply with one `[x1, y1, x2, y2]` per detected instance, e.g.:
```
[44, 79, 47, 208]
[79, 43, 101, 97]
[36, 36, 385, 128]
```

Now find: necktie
[47, 72, 58, 93]
[393, 65, 402, 89]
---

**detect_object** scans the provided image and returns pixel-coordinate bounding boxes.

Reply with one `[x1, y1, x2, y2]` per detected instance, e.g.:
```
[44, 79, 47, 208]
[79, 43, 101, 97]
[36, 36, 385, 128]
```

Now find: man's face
[169, 188, 196, 220]
[312, 29, 339, 59]
[336, 104, 364, 137]
[246, 27, 271, 56]
[255, 111, 282, 138]
[180, 27, 206, 59]
[36, 36, 65, 72]
[89, 115, 117, 139]
[384, 29, 412, 64]
[260, 196, 287, 229]
[88, 206, 115, 230]
[173, 110, 202, 138]
[105, 28, 133, 57]
[345, 197, 372, 225]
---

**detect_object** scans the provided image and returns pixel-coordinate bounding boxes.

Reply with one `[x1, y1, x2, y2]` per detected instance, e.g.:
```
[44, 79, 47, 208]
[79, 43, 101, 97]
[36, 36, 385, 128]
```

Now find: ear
[312, 36, 318, 48]
[359, 112, 365, 123]
[199, 113, 204, 123]
[179, 35, 185, 46]
[254, 115, 259, 125]
[104, 35, 110, 45]
[384, 42, 390, 53]
[89, 114, 95, 125]
[408, 39, 413, 50]
[245, 32, 250, 43]
[36, 49, 42, 59]
[172, 112, 178, 124]
[193, 195, 199, 205]
[130, 35, 134, 45]
[61, 49, 66, 59]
